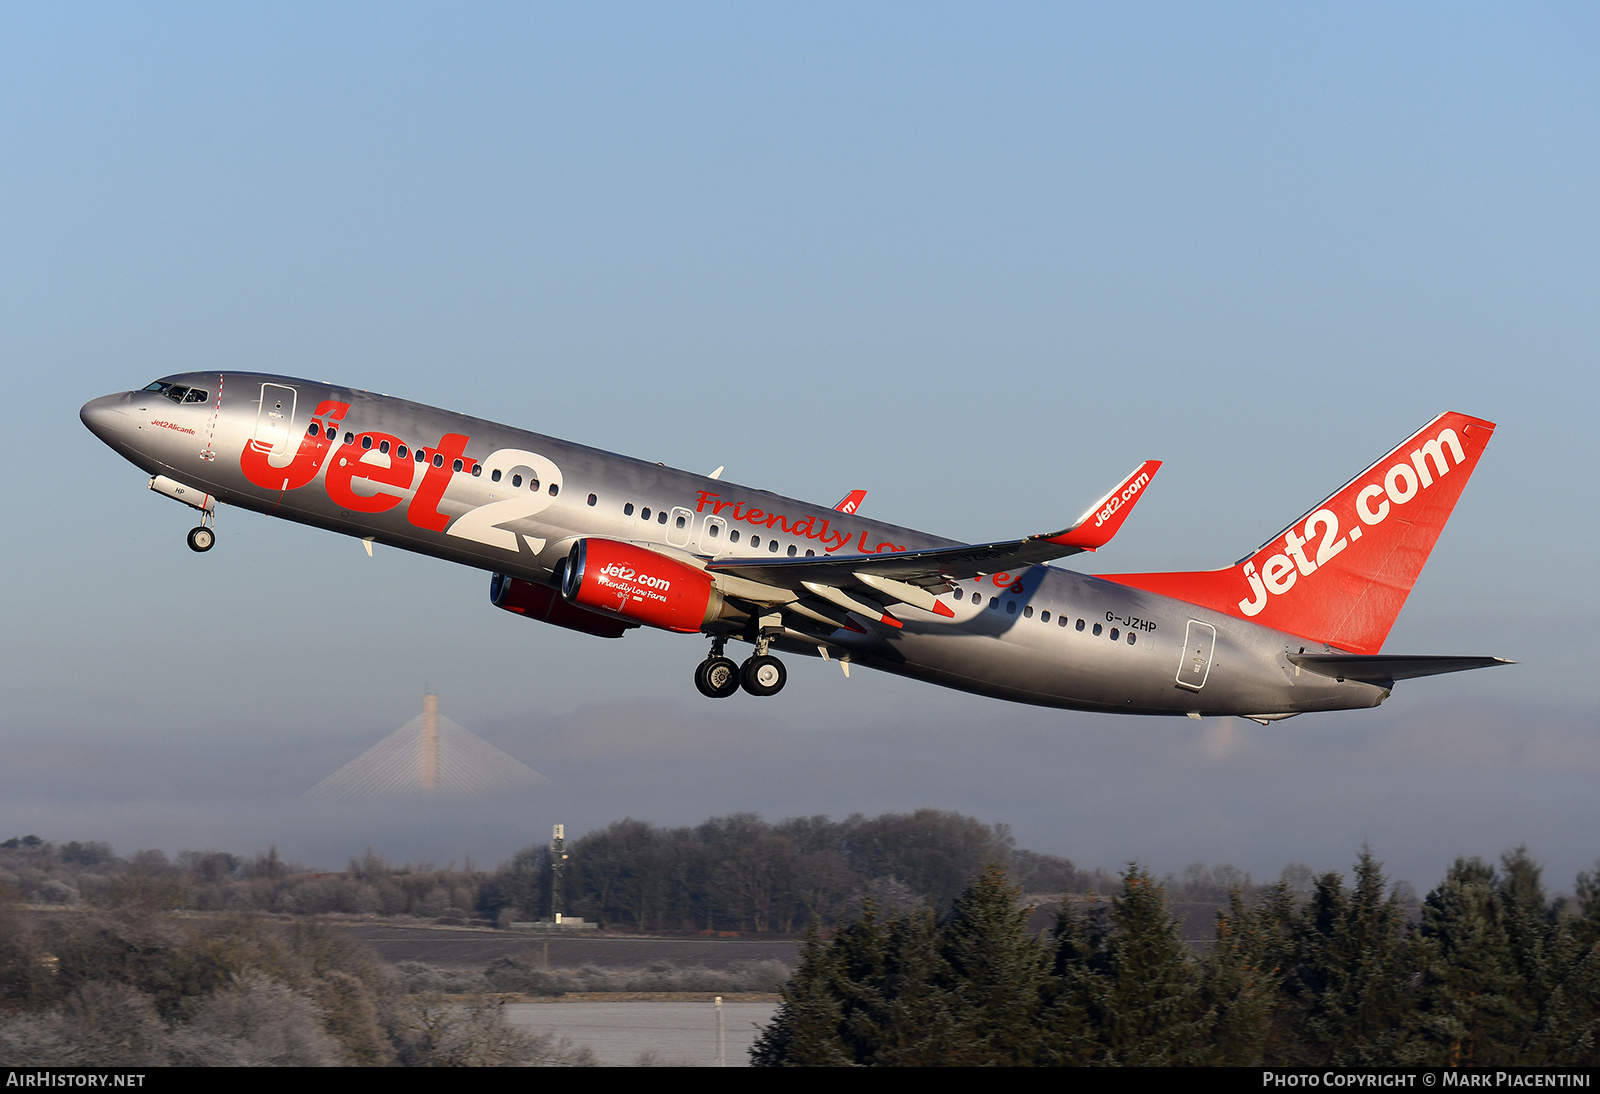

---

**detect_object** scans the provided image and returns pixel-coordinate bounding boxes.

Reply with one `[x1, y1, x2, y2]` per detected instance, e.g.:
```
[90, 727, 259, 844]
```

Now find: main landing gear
[695, 638, 787, 698]
[694, 653, 740, 699]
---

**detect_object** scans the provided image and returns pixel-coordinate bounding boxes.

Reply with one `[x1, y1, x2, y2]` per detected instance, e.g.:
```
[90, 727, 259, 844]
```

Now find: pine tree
[1414, 857, 1522, 1065]
[749, 922, 854, 1066]
[753, 866, 1048, 1066]
[1287, 851, 1422, 1065]
[932, 864, 1049, 1065]
[751, 899, 953, 1066]
[1049, 865, 1206, 1065]
[1196, 888, 1282, 1065]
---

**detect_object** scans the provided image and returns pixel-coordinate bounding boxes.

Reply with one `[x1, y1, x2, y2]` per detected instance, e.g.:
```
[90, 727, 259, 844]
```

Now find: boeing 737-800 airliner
[81, 375, 1507, 719]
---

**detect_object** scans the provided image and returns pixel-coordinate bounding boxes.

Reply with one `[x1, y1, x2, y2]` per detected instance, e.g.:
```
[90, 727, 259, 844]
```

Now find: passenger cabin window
[1006, 601, 1016, 614]
[707, 523, 719, 537]
[972, 594, 982, 606]
[346, 432, 355, 444]
[953, 588, 964, 601]
[453, 459, 463, 472]
[512, 474, 523, 488]
[1058, 615, 1068, 627]
[1093, 623, 1103, 636]
[587, 493, 597, 506]
[1040, 610, 1050, 622]
[623, 502, 633, 515]
[1023, 605, 1033, 619]
[675, 514, 686, 529]
[397, 445, 407, 458]
[1076, 618, 1085, 631]
[308, 423, 320, 436]
[769, 539, 779, 553]
[640, 507, 650, 520]
[361, 436, 373, 449]
[751, 536, 761, 549]
[1127, 633, 1137, 645]
[1110, 628, 1119, 641]
[805, 549, 814, 557]
[788, 544, 797, 557]
[549, 483, 559, 496]
[729, 529, 740, 543]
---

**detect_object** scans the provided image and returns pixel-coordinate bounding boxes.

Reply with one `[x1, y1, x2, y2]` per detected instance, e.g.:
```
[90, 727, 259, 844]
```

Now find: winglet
[833, 489, 867, 514]
[1044, 460, 1161, 551]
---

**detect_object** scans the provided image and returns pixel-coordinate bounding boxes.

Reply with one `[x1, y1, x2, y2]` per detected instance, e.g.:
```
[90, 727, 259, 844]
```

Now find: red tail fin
[1100, 412, 1495, 654]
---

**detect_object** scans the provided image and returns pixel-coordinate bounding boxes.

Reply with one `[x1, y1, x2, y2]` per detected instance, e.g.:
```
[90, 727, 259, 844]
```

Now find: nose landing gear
[186, 510, 216, 552]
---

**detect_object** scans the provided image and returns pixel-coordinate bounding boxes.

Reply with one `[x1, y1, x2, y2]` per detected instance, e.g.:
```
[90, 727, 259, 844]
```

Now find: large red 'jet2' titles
[82, 375, 1508, 719]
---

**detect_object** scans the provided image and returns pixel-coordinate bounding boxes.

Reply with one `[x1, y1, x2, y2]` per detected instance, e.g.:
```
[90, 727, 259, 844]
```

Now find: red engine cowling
[490, 572, 636, 639]
[561, 539, 721, 633]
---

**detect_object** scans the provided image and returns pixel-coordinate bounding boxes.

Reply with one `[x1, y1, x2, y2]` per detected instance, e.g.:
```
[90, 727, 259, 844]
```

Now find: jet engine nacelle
[490, 572, 636, 639]
[561, 538, 724, 634]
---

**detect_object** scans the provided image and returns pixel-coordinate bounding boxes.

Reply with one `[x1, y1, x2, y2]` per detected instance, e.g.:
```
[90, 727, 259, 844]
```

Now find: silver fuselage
[81, 373, 1388, 717]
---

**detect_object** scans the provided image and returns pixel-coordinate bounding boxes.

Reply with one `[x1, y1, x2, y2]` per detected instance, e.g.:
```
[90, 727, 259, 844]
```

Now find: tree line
[754, 850, 1600, 1066]
[1, 812, 1106, 932]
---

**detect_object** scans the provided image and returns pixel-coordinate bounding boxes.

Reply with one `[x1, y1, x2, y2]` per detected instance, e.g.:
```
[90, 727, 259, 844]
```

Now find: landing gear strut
[694, 637, 741, 699]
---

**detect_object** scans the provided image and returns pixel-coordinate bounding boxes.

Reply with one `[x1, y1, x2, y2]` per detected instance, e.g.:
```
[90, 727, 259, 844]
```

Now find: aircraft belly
[852, 568, 1387, 716]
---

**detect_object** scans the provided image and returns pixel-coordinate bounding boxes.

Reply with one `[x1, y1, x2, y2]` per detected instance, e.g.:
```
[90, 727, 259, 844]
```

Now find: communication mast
[549, 824, 568, 924]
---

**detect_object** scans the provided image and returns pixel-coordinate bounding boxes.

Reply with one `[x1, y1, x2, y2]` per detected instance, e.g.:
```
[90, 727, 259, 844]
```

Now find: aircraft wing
[706, 461, 1160, 630]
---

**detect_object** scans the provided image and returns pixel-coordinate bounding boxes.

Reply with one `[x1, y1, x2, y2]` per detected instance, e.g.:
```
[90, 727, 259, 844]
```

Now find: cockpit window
[141, 382, 209, 404]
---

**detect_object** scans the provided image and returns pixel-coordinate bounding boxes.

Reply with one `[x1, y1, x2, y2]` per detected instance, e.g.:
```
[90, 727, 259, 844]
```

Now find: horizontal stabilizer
[1287, 654, 1513, 686]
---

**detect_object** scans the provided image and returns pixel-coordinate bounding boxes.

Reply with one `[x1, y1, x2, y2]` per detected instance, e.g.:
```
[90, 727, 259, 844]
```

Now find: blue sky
[2, 3, 1596, 889]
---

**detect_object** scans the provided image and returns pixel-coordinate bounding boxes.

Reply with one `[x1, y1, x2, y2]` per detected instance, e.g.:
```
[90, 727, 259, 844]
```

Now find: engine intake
[562, 539, 722, 633]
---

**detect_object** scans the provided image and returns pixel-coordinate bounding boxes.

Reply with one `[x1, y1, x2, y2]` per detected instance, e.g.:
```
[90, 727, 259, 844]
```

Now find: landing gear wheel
[740, 655, 787, 697]
[187, 526, 215, 553]
[695, 656, 741, 699]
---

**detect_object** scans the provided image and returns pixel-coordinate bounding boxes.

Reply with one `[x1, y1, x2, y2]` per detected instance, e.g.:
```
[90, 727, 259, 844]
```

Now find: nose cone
[81, 393, 129, 443]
